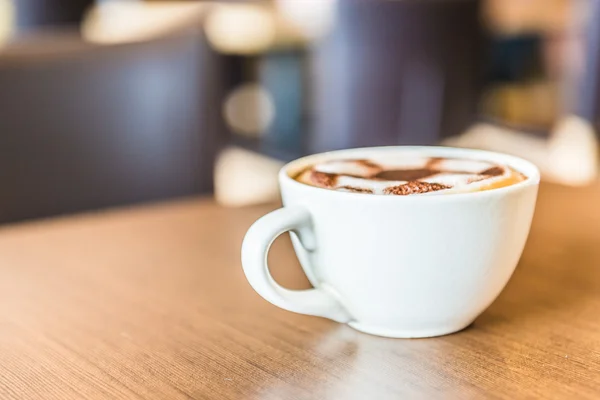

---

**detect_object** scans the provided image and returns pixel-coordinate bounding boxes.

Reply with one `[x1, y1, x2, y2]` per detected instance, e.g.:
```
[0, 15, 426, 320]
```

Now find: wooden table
[1, 183, 599, 399]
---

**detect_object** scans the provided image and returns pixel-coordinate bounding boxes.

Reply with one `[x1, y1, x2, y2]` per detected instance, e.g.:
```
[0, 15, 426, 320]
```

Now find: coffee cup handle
[241, 207, 352, 323]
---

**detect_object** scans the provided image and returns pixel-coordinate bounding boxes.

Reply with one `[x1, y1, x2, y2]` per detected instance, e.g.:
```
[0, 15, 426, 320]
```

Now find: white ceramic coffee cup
[241, 146, 540, 338]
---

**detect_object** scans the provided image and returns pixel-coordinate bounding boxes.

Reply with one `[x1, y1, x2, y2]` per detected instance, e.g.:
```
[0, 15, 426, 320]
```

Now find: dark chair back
[0, 32, 226, 223]
[310, 0, 485, 151]
[14, 0, 94, 32]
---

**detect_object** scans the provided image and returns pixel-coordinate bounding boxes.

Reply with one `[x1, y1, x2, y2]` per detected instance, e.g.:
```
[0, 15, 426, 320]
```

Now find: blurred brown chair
[0, 30, 227, 224]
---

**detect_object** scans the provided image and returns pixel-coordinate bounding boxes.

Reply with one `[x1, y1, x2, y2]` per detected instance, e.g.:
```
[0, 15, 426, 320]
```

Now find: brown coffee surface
[294, 155, 526, 195]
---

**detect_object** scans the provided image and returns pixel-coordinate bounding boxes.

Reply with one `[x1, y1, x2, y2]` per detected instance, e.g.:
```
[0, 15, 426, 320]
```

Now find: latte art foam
[294, 156, 526, 195]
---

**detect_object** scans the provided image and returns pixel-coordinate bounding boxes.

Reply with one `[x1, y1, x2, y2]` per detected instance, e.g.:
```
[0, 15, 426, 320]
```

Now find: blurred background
[0, 0, 598, 221]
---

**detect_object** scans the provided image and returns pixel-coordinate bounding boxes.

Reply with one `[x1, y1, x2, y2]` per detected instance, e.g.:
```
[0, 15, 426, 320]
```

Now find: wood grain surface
[0, 183, 599, 399]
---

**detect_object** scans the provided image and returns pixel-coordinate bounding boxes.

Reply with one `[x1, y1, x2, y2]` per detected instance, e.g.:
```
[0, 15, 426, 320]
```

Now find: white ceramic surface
[241, 146, 540, 338]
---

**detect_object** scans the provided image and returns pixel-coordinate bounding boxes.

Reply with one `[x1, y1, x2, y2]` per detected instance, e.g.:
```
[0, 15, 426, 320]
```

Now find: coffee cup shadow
[239, 183, 599, 398]
[473, 232, 598, 331]
[472, 182, 600, 332]
[269, 221, 595, 337]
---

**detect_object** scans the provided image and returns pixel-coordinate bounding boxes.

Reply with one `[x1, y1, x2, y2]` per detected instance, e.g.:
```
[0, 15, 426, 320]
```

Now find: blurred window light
[214, 147, 283, 207]
[484, 0, 578, 34]
[547, 116, 598, 186]
[82, 0, 206, 45]
[223, 83, 275, 138]
[275, 0, 336, 40]
[0, 0, 14, 47]
[444, 116, 598, 186]
[204, 4, 275, 55]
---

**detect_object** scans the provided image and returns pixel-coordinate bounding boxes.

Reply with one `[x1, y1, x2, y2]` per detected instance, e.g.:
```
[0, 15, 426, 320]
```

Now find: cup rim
[279, 146, 541, 201]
